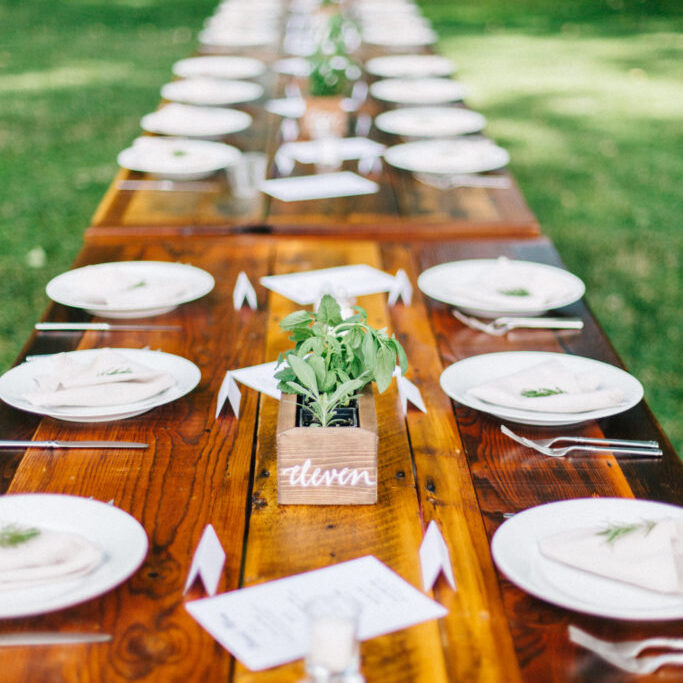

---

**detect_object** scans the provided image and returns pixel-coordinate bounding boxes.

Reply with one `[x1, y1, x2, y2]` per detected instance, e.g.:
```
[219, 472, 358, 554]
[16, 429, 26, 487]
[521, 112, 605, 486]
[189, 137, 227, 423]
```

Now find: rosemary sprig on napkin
[0, 524, 41, 547]
[597, 520, 657, 545]
[521, 387, 564, 398]
[498, 288, 530, 297]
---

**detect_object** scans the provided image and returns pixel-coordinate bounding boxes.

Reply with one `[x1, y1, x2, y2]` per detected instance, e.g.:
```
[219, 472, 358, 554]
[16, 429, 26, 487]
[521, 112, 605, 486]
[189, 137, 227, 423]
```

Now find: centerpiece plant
[275, 294, 407, 427]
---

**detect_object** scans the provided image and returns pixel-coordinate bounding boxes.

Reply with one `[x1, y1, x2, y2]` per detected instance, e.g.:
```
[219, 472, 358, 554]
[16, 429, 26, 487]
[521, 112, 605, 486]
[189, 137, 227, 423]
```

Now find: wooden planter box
[276, 388, 378, 505]
[301, 95, 349, 140]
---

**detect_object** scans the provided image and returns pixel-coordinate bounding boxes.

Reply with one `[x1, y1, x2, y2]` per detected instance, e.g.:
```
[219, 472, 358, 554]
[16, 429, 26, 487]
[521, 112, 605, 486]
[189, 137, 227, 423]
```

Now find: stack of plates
[369, 78, 466, 105]
[492, 498, 683, 620]
[172, 56, 266, 80]
[117, 137, 240, 180]
[0, 348, 201, 422]
[365, 55, 455, 79]
[374, 107, 486, 138]
[141, 103, 252, 139]
[417, 259, 585, 317]
[46, 261, 215, 318]
[384, 139, 509, 175]
[439, 351, 643, 426]
[161, 78, 263, 106]
[0, 494, 148, 618]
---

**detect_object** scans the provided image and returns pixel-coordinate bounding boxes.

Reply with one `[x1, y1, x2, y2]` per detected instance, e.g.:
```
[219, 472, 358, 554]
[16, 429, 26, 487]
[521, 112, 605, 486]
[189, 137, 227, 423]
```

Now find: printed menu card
[186, 555, 447, 670]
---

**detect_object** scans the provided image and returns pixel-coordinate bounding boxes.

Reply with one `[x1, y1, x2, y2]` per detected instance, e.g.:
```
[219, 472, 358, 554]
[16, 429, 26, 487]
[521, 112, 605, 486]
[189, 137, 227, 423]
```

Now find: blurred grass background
[0, 0, 680, 450]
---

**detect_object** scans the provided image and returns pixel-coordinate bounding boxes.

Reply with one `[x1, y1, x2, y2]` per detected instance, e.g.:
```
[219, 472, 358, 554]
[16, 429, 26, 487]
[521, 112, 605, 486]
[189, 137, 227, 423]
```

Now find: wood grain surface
[1, 236, 679, 682]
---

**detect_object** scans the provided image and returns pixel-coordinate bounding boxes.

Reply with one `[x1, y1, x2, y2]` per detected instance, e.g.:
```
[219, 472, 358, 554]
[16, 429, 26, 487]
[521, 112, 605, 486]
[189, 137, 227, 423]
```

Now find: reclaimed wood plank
[234, 239, 449, 683]
[380, 242, 523, 683]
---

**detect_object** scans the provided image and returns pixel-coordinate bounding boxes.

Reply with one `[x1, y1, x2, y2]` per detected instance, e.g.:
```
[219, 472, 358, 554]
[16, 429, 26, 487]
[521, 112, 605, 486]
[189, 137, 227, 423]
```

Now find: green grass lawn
[0, 0, 680, 450]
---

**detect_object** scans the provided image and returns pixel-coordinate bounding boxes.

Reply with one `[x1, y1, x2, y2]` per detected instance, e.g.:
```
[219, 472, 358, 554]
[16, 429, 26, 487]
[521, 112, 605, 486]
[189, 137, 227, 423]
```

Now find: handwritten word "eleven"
[281, 459, 376, 487]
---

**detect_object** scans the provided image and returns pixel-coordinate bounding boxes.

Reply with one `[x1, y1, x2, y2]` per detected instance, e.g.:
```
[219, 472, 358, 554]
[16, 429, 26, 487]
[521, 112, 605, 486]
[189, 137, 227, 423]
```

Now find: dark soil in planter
[296, 395, 359, 428]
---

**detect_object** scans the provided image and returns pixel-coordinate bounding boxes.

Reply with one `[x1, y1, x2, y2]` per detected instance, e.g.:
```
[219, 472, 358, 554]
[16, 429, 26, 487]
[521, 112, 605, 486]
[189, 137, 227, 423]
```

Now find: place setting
[364, 54, 455, 79]
[374, 106, 487, 139]
[160, 77, 264, 107]
[117, 136, 241, 181]
[369, 77, 467, 106]
[140, 103, 252, 139]
[491, 497, 683, 621]
[171, 55, 267, 80]
[0, 493, 148, 620]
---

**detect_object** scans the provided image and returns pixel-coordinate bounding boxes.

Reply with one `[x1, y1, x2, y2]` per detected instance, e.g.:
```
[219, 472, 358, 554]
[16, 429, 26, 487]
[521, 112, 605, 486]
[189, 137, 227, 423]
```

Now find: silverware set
[453, 309, 584, 336]
[501, 425, 662, 458]
[569, 626, 683, 674]
[0, 441, 147, 450]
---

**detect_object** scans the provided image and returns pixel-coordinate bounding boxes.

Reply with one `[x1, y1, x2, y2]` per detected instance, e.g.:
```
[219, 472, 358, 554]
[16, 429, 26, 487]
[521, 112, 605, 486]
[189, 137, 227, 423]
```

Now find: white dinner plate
[117, 137, 241, 180]
[492, 498, 683, 620]
[370, 78, 466, 105]
[161, 78, 264, 106]
[417, 258, 585, 317]
[440, 351, 644, 426]
[0, 348, 201, 422]
[198, 28, 278, 48]
[141, 103, 252, 139]
[374, 107, 486, 138]
[364, 55, 455, 79]
[384, 139, 509, 175]
[172, 56, 266, 80]
[0, 494, 148, 618]
[46, 261, 215, 318]
[362, 28, 437, 47]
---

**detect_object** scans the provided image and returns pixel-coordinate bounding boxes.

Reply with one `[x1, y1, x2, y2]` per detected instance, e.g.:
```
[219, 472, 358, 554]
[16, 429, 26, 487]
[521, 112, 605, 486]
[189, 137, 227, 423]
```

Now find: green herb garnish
[521, 387, 565, 398]
[129, 280, 146, 289]
[97, 367, 133, 377]
[172, 149, 187, 157]
[0, 524, 41, 547]
[597, 520, 657, 545]
[498, 288, 530, 297]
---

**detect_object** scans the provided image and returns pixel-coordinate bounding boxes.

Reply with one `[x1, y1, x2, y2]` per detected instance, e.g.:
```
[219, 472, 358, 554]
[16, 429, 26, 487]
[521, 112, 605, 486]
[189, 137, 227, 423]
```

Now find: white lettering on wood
[281, 459, 376, 488]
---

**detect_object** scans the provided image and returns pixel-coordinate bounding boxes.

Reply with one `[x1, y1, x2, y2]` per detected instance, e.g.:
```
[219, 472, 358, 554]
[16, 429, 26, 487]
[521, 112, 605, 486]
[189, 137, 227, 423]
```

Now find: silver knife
[35, 323, 181, 331]
[117, 179, 221, 192]
[0, 632, 112, 646]
[0, 441, 148, 449]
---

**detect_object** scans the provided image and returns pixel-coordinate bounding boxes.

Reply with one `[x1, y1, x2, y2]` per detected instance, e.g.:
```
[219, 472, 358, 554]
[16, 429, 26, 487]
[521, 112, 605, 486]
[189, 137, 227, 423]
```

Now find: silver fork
[569, 626, 683, 674]
[501, 425, 663, 458]
[453, 309, 584, 336]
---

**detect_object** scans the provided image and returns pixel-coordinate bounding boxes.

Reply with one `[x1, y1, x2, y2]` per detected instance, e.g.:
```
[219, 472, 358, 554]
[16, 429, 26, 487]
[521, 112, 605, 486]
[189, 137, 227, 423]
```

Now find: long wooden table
[1, 235, 680, 682]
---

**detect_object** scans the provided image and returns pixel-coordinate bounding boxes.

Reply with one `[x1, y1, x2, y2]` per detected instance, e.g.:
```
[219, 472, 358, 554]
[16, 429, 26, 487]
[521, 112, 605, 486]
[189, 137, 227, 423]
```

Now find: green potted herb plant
[303, 13, 360, 139]
[274, 294, 407, 505]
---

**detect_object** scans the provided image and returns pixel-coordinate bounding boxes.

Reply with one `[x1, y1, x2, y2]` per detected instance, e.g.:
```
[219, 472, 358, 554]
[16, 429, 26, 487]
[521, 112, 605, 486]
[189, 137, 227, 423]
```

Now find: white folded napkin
[467, 360, 624, 413]
[24, 349, 175, 407]
[260, 172, 379, 202]
[539, 518, 683, 594]
[447, 257, 568, 309]
[277, 138, 385, 165]
[0, 524, 104, 589]
[69, 265, 188, 308]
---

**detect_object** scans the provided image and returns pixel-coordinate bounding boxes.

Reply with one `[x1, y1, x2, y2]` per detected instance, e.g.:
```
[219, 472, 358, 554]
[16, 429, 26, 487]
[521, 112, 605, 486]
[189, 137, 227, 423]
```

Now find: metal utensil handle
[569, 445, 663, 457]
[563, 436, 660, 448]
[503, 317, 584, 330]
[36, 322, 109, 331]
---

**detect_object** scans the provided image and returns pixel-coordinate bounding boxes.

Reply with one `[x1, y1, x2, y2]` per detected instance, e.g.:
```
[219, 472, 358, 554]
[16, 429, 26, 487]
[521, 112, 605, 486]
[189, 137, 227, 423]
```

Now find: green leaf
[307, 355, 326, 388]
[280, 310, 314, 330]
[361, 331, 377, 370]
[287, 354, 319, 393]
[375, 345, 395, 393]
[328, 378, 363, 406]
[316, 294, 343, 326]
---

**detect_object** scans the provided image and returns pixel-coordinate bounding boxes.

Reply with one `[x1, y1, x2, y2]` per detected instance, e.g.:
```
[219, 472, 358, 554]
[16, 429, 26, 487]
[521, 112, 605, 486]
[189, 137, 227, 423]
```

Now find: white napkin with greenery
[467, 360, 624, 413]
[539, 518, 683, 594]
[24, 349, 175, 407]
[0, 524, 103, 589]
[448, 257, 568, 309]
[70, 265, 187, 308]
